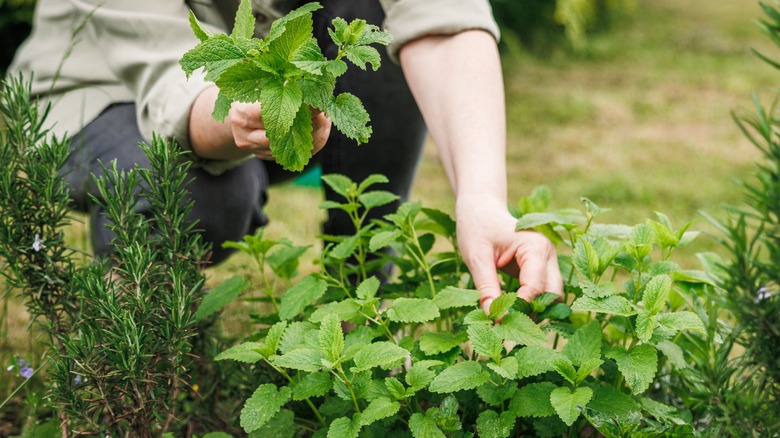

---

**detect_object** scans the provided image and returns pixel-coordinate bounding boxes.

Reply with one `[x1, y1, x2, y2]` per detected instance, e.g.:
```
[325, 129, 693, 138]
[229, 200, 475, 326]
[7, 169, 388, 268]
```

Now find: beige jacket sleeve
[379, 0, 500, 62]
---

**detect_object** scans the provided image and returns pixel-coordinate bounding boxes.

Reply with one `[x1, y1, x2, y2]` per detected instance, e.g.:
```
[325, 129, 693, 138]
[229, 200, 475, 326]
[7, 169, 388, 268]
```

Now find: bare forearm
[399, 30, 507, 203]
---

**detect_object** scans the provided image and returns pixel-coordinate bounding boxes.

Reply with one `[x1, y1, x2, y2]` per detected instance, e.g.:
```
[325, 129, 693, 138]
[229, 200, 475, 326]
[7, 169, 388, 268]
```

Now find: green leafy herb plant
[180, 0, 391, 171]
[207, 173, 717, 437]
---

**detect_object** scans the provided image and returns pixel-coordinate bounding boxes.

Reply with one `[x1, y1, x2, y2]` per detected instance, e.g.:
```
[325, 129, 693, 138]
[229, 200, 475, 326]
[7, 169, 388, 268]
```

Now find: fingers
[515, 233, 562, 302]
[468, 252, 503, 316]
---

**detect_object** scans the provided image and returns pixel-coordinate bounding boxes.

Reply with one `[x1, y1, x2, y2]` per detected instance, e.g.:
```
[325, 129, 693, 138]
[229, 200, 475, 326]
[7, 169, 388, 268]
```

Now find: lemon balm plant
[209, 173, 713, 437]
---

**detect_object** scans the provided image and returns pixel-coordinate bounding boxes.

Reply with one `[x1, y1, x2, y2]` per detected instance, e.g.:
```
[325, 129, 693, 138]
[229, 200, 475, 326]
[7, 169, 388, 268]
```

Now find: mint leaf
[249, 409, 295, 438]
[588, 384, 640, 419]
[387, 298, 440, 323]
[180, 35, 245, 80]
[487, 356, 518, 379]
[231, 0, 255, 40]
[272, 348, 325, 372]
[189, 10, 212, 42]
[265, 2, 323, 48]
[260, 76, 303, 138]
[562, 320, 602, 367]
[327, 92, 371, 144]
[215, 60, 272, 103]
[215, 342, 265, 363]
[356, 276, 380, 300]
[327, 415, 361, 438]
[550, 386, 593, 426]
[432, 287, 480, 310]
[657, 311, 706, 336]
[489, 293, 517, 320]
[360, 397, 401, 426]
[320, 173, 355, 197]
[241, 384, 291, 433]
[368, 229, 402, 252]
[515, 345, 564, 379]
[642, 275, 672, 315]
[358, 190, 399, 209]
[428, 361, 489, 393]
[309, 299, 361, 323]
[344, 45, 381, 71]
[493, 311, 547, 347]
[406, 360, 443, 391]
[291, 38, 331, 74]
[293, 371, 333, 401]
[269, 103, 314, 171]
[571, 295, 636, 316]
[409, 412, 446, 438]
[476, 410, 516, 438]
[468, 323, 504, 362]
[605, 344, 658, 394]
[195, 274, 249, 320]
[279, 321, 319, 354]
[351, 341, 409, 372]
[510, 382, 557, 418]
[267, 9, 314, 60]
[319, 314, 344, 364]
[635, 310, 657, 342]
[419, 331, 468, 355]
[278, 274, 328, 320]
[212, 92, 233, 122]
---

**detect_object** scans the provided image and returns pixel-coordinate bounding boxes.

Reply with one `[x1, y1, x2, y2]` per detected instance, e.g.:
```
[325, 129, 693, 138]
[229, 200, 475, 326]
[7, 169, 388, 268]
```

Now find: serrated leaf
[406, 360, 443, 391]
[550, 386, 593, 426]
[387, 298, 440, 323]
[269, 102, 315, 172]
[487, 356, 518, 379]
[214, 59, 273, 102]
[493, 312, 547, 346]
[319, 314, 344, 363]
[421, 207, 457, 238]
[489, 293, 517, 320]
[327, 92, 371, 144]
[581, 280, 619, 299]
[550, 355, 577, 384]
[358, 190, 399, 209]
[309, 299, 361, 323]
[351, 342, 409, 372]
[291, 38, 330, 74]
[261, 76, 304, 139]
[640, 397, 686, 425]
[515, 211, 585, 230]
[562, 320, 603, 367]
[327, 415, 361, 438]
[273, 348, 325, 372]
[385, 377, 408, 400]
[588, 384, 640, 419]
[655, 340, 688, 369]
[468, 323, 504, 361]
[464, 308, 493, 325]
[299, 71, 336, 110]
[188, 11, 212, 42]
[510, 382, 557, 418]
[248, 409, 295, 438]
[428, 361, 489, 393]
[345, 45, 381, 71]
[267, 243, 309, 279]
[433, 287, 480, 310]
[293, 371, 333, 400]
[231, 0, 255, 40]
[635, 310, 657, 342]
[180, 35, 245, 79]
[477, 381, 517, 407]
[540, 302, 572, 320]
[321, 173, 354, 198]
[642, 275, 672, 315]
[419, 331, 468, 355]
[257, 321, 288, 357]
[215, 342, 265, 363]
[241, 384, 291, 433]
[279, 275, 328, 320]
[605, 344, 658, 394]
[476, 410, 516, 438]
[195, 274, 250, 320]
[515, 346, 564, 379]
[212, 92, 233, 122]
[329, 233, 359, 260]
[409, 412, 446, 438]
[279, 321, 319, 354]
[657, 311, 706, 335]
[360, 397, 401, 426]
[368, 229, 402, 252]
[571, 295, 636, 316]
[355, 276, 380, 301]
[266, 6, 316, 60]
[531, 292, 559, 313]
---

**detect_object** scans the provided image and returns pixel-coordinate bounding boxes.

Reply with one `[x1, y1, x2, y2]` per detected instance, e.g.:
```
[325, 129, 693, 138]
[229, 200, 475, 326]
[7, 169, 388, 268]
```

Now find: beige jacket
[9, 0, 499, 173]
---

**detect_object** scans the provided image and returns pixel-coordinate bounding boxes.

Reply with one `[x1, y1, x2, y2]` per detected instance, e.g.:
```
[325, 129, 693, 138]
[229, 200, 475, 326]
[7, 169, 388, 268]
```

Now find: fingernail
[483, 298, 494, 311]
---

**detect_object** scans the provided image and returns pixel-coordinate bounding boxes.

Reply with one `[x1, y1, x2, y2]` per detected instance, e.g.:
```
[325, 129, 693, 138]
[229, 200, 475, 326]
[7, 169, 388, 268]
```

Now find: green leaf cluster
[180, 0, 392, 171]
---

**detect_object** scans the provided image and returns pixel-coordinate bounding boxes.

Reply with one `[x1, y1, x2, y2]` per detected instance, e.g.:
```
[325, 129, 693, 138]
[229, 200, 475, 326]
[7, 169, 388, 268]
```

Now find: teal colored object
[294, 164, 322, 187]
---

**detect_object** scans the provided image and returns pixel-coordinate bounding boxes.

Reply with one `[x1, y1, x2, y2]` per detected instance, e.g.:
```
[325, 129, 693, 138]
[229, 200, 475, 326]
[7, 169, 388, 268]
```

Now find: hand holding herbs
[180, 1, 391, 171]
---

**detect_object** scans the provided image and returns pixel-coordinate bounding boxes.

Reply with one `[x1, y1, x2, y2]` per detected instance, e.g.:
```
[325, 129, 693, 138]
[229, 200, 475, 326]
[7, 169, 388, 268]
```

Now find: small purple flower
[17, 358, 28, 367]
[19, 366, 34, 379]
[32, 234, 45, 252]
[755, 286, 774, 304]
[73, 374, 83, 385]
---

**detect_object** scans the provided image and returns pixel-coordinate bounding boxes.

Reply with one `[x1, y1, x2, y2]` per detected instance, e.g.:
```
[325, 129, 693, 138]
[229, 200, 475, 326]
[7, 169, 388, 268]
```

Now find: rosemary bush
[0, 75, 209, 435]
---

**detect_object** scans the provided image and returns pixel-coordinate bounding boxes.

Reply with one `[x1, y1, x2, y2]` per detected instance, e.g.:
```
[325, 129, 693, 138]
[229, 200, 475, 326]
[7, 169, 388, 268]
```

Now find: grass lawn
[2, 0, 777, 404]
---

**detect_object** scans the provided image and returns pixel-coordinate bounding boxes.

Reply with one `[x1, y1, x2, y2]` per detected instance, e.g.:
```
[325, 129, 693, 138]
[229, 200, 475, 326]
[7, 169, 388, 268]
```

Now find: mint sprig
[180, 1, 392, 171]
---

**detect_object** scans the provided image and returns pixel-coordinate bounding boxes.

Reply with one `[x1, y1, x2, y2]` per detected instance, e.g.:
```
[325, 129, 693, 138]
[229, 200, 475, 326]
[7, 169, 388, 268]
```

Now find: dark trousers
[63, 0, 427, 265]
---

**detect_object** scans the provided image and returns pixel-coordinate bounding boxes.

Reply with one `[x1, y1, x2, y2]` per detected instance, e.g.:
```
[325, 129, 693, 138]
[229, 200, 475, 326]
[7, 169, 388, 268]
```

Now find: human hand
[456, 195, 563, 316]
[229, 102, 332, 160]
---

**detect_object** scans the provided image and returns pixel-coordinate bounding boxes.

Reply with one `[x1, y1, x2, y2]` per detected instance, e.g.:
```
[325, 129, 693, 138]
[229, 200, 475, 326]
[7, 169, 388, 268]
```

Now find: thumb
[469, 254, 503, 316]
